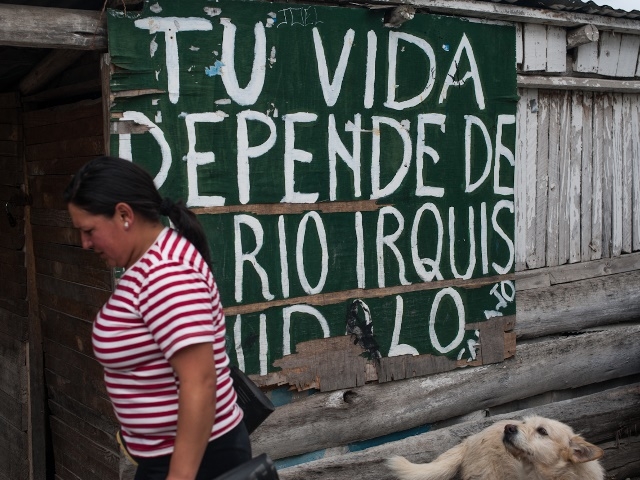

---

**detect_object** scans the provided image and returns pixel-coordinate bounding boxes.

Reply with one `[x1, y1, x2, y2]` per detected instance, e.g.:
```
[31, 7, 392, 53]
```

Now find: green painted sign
[108, 0, 517, 378]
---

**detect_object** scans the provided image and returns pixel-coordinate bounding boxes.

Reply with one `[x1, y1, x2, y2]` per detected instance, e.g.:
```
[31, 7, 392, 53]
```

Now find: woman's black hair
[64, 156, 212, 267]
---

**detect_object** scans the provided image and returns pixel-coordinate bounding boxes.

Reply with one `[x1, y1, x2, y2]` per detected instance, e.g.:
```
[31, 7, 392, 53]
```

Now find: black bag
[213, 453, 279, 480]
[229, 365, 275, 434]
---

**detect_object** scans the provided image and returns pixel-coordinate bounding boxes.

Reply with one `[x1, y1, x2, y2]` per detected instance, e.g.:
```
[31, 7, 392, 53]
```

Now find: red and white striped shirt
[92, 227, 243, 457]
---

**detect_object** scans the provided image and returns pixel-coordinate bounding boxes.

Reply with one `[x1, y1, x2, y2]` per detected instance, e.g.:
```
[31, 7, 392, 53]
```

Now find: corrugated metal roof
[479, 0, 640, 20]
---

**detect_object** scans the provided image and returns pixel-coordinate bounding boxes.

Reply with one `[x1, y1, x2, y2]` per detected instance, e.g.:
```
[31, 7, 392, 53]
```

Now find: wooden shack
[0, 0, 638, 479]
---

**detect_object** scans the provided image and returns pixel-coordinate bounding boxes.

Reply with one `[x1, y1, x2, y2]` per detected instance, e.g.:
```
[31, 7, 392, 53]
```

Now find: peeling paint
[205, 60, 224, 76]
[150, 35, 158, 58]
[204, 7, 222, 17]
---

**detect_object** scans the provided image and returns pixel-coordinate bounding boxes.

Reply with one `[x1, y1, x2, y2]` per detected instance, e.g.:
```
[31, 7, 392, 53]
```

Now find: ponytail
[158, 197, 212, 268]
[64, 156, 212, 267]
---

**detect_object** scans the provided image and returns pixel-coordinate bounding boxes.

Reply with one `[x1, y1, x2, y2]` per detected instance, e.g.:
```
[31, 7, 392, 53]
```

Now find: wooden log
[18, 49, 85, 96]
[0, 4, 106, 50]
[250, 325, 640, 459]
[566, 24, 599, 49]
[516, 270, 640, 339]
[517, 75, 640, 93]
[276, 383, 640, 480]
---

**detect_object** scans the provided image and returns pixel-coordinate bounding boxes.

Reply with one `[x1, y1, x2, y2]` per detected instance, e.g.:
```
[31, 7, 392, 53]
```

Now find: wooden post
[567, 24, 599, 49]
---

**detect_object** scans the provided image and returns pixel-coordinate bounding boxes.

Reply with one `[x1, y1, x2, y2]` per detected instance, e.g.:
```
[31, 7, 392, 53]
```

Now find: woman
[64, 156, 251, 480]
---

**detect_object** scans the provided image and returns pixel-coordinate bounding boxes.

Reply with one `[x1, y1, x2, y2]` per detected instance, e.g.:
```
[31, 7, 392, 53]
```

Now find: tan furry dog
[386, 416, 604, 480]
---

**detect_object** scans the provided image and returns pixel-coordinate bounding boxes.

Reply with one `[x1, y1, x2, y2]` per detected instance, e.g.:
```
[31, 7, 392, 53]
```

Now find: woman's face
[68, 203, 129, 268]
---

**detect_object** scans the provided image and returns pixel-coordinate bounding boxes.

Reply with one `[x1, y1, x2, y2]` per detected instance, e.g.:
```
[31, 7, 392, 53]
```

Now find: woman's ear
[114, 202, 135, 228]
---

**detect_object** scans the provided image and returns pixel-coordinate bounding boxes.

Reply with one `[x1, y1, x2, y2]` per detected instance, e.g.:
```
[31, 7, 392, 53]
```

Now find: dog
[386, 416, 604, 480]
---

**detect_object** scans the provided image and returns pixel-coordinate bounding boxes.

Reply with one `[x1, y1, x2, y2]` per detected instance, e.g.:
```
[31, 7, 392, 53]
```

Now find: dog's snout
[504, 424, 518, 435]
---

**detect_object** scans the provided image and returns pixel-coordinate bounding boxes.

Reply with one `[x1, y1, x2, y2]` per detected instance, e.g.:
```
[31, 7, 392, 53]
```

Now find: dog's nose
[504, 424, 518, 435]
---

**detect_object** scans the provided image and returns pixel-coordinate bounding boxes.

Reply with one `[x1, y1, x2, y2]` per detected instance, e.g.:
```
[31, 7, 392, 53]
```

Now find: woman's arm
[167, 342, 217, 480]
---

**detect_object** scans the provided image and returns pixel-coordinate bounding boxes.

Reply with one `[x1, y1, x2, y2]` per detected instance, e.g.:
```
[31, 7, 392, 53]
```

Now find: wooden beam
[0, 4, 106, 50]
[250, 325, 640, 459]
[332, 0, 640, 35]
[276, 384, 640, 480]
[19, 50, 85, 96]
[517, 75, 640, 92]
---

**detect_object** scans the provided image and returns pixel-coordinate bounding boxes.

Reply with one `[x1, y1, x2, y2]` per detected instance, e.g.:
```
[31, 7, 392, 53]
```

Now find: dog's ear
[569, 436, 604, 463]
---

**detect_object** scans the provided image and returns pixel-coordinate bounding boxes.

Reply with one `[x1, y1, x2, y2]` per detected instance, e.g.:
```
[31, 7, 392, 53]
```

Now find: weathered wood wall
[0, 92, 29, 480]
[252, 16, 640, 480]
[23, 98, 120, 480]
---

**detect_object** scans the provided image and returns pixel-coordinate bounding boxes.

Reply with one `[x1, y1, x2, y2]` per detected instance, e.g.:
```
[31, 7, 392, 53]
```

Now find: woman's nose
[80, 233, 92, 250]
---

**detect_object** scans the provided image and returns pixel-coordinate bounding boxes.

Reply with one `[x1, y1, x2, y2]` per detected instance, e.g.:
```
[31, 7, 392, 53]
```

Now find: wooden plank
[0, 246, 24, 267]
[36, 257, 111, 291]
[517, 75, 640, 92]
[517, 270, 640, 339]
[634, 95, 640, 251]
[524, 89, 538, 268]
[515, 251, 640, 290]
[0, 4, 106, 50]
[0, 92, 20, 109]
[27, 155, 93, 177]
[616, 34, 640, 78]
[0, 385, 25, 431]
[599, 435, 640, 480]
[573, 42, 599, 74]
[622, 94, 634, 253]
[523, 23, 547, 72]
[557, 91, 571, 265]
[22, 99, 102, 128]
[276, 384, 640, 480]
[24, 136, 103, 163]
[33, 241, 106, 271]
[0, 124, 20, 141]
[38, 289, 101, 322]
[250, 325, 640, 459]
[591, 93, 604, 260]
[32, 225, 80, 248]
[41, 306, 94, 357]
[534, 92, 549, 268]
[515, 89, 528, 271]
[47, 400, 117, 452]
[29, 176, 74, 210]
[598, 31, 622, 76]
[22, 78, 102, 104]
[602, 93, 614, 258]
[333, 0, 640, 35]
[0, 417, 28, 480]
[546, 91, 560, 267]
[569, 91, 582, 263]
[0, 157, 22, 186]
[0, 307, 27, 341]
[36, 274, 110, 309]
[515, 23, 523, 67]
[24, 115, 102, 146]
[30, 209, 73, 228]
[18, 49, 85, 96]
[580, 91, 593, 261]
[50, 417, 118, 480]
[611, 93, 623, 257]
[545, 26, 566, 73]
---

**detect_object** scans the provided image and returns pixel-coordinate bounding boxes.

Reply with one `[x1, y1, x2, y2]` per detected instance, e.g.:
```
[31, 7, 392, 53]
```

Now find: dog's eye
[537, 427, 548, 436]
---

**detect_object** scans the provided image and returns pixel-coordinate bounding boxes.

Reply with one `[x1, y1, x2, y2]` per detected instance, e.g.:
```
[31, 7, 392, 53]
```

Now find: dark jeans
[133, 422, 252, 480]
